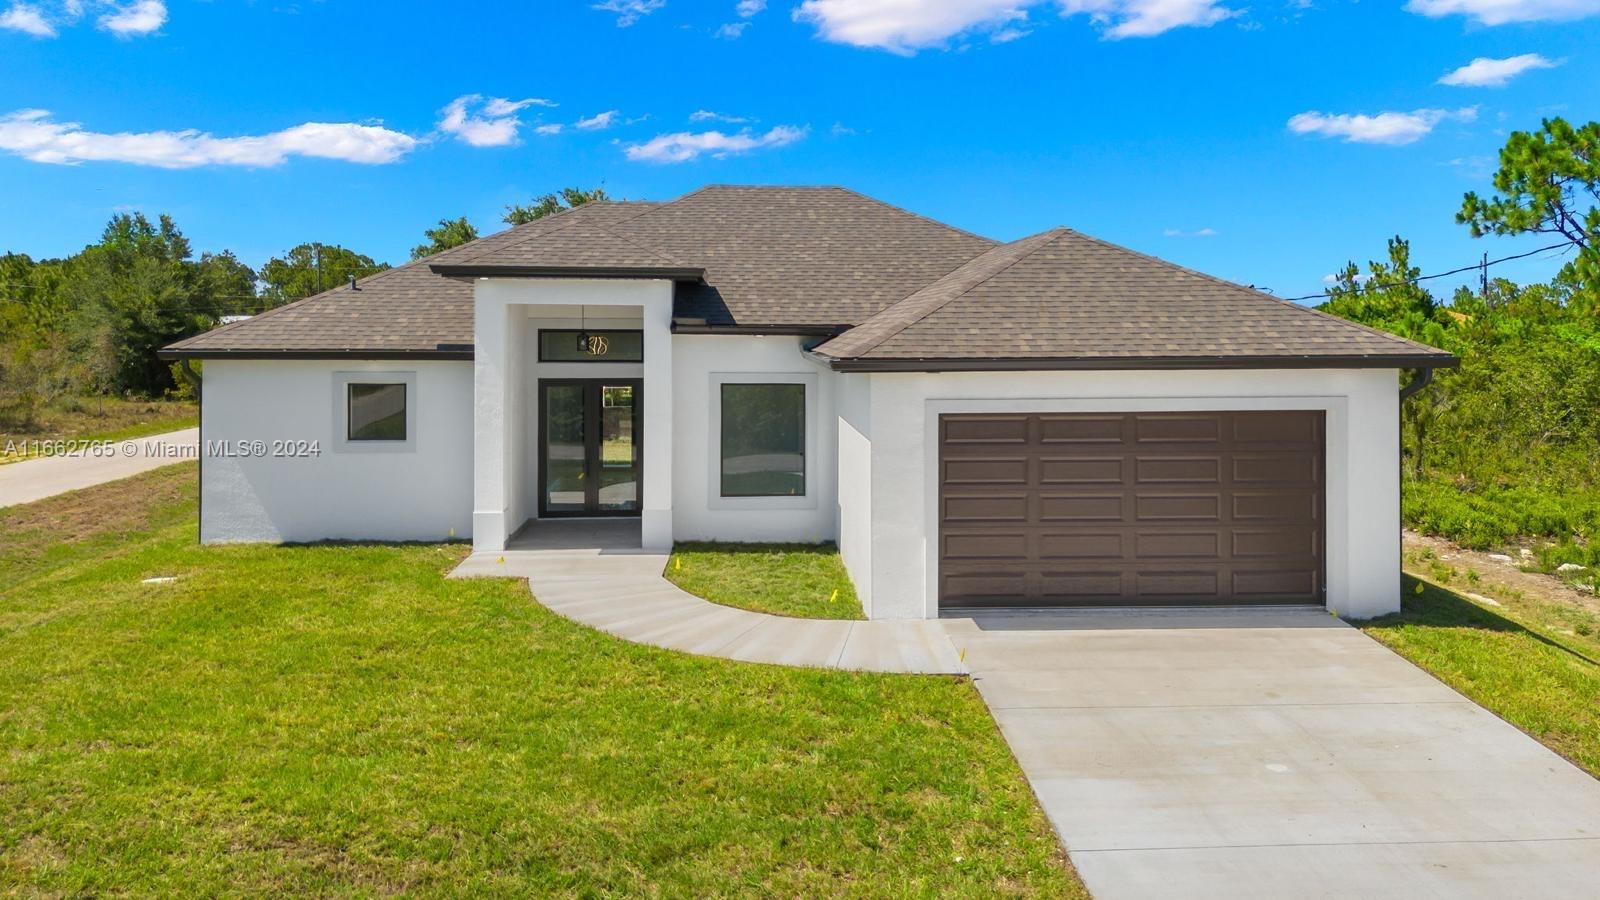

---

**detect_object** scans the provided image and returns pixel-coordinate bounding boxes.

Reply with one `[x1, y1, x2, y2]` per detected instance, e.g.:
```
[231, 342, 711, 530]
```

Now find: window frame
[707, 371, 818, 511]
[536, 329, 645, 363]
[332, 371, 417, 454]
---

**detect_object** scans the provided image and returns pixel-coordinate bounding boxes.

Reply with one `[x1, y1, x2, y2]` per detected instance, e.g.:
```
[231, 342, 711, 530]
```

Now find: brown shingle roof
[163, 187, 1454, 369]
[812, 228, 1454, 368]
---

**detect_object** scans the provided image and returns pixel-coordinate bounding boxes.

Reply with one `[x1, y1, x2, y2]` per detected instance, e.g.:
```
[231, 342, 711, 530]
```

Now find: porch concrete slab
[956, 608, 1600, 897]
[449, 544, 965, 674]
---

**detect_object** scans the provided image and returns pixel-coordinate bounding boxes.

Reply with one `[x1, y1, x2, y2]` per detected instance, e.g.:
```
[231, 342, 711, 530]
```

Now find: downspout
[177, 358, 203, 543]
[1399, 366, 1432, 400]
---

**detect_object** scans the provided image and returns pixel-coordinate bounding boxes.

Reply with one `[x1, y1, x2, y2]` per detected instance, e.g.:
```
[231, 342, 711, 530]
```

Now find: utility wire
[1280, 240, 1579, 302]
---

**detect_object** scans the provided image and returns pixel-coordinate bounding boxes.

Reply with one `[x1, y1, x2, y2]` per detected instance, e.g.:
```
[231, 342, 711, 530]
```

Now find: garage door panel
[1232, 569, 1319, 599]
[940, 411, 1324, 610]
[943, 532, 1029, 560]
[1039, 457, 1124, 484]
[1233, 527, 1317, 557]
[942, 570, 1029, 601]
[942, 457, 1029, 485]
[1233, 411, 1320, 445]
[944, 494, 1029, 522]
[1136, 531, 1221, 558]
[1038, 532, 1123, 559]
[1233, 452, 1318, 484]
[1039, 494, 1124, 522]
[1136, 493, 1221, 521]
[1136, 570, 1221, 597]
[1135, 456, 1221, 483]
[1233, 491, 1318, 523]
[943, 416, 1028, 444]
[1038, 571, 1125, 599]
[1135, 415, 1223, 444]
[1038, 415, 1123, 444]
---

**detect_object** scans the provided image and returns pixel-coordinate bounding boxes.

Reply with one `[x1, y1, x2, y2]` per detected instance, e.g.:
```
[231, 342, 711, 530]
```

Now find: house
[161, 186, 1455, 620]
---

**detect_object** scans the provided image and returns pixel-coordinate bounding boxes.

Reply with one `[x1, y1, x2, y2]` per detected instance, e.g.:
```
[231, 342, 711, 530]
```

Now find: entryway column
[471, 282, 514, 550]
[640, 287, 673, 551]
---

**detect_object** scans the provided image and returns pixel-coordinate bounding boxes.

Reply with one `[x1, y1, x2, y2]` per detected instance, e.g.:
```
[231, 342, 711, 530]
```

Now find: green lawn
[0, 466, 1077, 896]
[666, 542, 865, 620]
[1360, 574, 1600, 778]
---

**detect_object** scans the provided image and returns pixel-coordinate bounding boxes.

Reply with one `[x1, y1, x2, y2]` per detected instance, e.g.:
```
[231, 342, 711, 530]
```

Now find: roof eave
[805, 351, 1460, 372]
[157, 347, 475, 361]
[671, 320, 848, 336]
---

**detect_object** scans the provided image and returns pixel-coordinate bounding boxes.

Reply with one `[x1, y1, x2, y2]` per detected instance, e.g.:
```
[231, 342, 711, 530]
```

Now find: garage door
[938, 411, 1324, 609]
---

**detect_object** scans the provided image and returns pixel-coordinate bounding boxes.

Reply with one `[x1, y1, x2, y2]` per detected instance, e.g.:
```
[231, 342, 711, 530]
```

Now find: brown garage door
[938, 411, 1324, 609]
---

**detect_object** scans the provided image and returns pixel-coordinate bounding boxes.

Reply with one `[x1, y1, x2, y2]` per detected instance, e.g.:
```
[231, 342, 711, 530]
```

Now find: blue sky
[1, 0, 1596, 302]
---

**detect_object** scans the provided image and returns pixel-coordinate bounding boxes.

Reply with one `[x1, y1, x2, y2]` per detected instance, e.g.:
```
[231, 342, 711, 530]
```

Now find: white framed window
[707, 371, 817, 510]
[332, 371, 417, 453]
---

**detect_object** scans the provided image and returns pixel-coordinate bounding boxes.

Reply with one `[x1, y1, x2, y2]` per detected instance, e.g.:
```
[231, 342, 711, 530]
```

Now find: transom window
[347, 383, 407, 441]
[720, 383, 805, 497]
[538, 330, 644, 362]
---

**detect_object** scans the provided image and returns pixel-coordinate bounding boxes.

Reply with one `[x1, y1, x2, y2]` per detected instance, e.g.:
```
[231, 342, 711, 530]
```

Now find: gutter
[671, 321, 848, 337]
[157, 347, 475, 362]
[1399, 366, 1434, 399]
[803, 350, 1462, 373]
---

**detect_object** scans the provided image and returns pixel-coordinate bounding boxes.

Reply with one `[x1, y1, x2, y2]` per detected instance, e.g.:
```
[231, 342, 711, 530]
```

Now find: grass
[0, 466, 1077, 896]
[666, 542, 865, 620]
[1359, 574, 1600, 778]
[1, 397, 196, 463]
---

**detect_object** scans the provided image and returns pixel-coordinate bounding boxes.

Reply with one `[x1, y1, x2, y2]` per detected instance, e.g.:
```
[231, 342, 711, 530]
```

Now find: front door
[539, 379, 642, 517]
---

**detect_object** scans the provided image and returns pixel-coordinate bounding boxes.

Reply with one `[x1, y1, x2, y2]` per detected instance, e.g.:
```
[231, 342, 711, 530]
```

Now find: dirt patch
[1404, 529, 1600, 618]
[0, 464, 195, 576]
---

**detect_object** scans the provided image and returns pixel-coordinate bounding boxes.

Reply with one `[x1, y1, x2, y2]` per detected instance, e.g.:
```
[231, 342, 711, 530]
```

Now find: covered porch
[469, 278, 676, 553]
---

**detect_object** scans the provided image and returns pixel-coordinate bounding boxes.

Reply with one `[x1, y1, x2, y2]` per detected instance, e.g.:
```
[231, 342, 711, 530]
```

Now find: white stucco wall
[849, 368, 1402, 620]
[199, 358, 473, 543]
[671, 334, 838, 543]
[835, 372, 873, 615]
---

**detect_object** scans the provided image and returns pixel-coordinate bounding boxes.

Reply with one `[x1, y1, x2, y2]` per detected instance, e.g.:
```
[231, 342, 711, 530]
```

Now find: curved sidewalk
[450, 549, 966, 675]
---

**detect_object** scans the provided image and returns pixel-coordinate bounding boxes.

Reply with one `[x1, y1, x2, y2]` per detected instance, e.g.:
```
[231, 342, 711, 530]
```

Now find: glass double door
[539, 380, 641, 517]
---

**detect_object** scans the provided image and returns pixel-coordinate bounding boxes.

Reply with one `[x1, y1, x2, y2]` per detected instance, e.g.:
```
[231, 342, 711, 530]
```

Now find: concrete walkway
[949, 608, 1600, 899]
[0, 427, 198, 508]
[450, 547, 965, 675]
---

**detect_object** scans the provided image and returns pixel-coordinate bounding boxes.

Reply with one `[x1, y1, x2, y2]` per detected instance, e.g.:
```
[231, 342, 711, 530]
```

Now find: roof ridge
[438, 201, 658, 267]
[820, 228, 1067, 359]
[1057, 228, 1443, 355]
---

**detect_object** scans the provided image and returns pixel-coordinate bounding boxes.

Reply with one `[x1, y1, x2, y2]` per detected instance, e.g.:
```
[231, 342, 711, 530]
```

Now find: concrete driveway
[944, 608, 1600, 899]
[0, 428, 197, 508]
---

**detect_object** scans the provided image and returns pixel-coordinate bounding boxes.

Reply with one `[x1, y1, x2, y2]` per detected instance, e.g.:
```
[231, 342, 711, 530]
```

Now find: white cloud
[534, 123, 564, 135]
[575, 110, 620, 131]
[0, 108, 418, 168]
[736, 0, 766, 14]
[593, 0, 664, 26]
[437, 94, 552, 147]
[624, 124, 807, 163]
[1287, 107, 1477, 145]
[1067, 0, 1238, 38]
[793, 0, 1235, 52]
[0, 3, 55, 36]
[98, 0, 165, 36]
[1438, 53, 1560, 87]
[1405, 0, 1600, 24]
[1163, 227, 1217, 237]
[715, 20, 749, 37]
[690, 109, 753, 124]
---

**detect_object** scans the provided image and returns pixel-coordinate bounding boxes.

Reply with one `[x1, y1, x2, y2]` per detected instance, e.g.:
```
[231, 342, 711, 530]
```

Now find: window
[538, 330, 644, 362]
[720, 383, 805, 497]
[347, 383, 407, 441]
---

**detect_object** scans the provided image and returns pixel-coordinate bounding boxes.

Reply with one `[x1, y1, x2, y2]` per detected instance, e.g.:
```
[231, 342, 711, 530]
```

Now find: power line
[1281, 240, 1579, 303]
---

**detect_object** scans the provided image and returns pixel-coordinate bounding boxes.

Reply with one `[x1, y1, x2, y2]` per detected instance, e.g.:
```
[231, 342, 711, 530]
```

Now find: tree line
[1319, 118, 1600, 557]
[0, 188, 608, 424]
